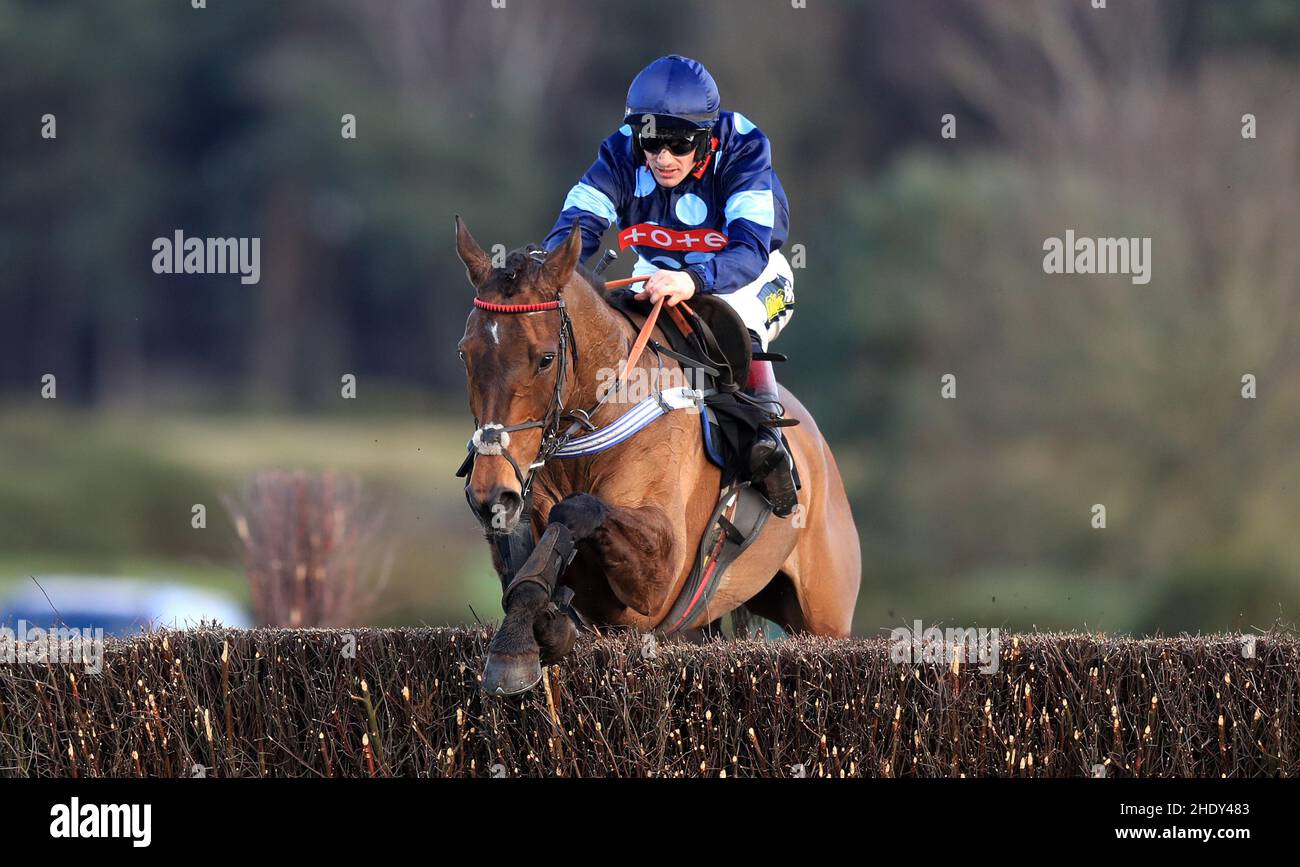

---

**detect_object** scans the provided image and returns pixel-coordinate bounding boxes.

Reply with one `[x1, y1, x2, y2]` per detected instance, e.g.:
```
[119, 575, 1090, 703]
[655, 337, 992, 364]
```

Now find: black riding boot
[745, 358, 798, 518]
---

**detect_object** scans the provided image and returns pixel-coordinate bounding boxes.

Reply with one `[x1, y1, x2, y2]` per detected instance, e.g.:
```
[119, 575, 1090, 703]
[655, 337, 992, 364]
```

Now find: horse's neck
[564, 276, 636, 416]
[539, 276, 677, 498]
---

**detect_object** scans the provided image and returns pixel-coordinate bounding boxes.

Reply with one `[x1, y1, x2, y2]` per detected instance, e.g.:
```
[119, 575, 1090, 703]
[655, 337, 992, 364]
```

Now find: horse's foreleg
[548, 492, 678, 618]
[481, 491, 678, 695]
[482, 523, 578, 695]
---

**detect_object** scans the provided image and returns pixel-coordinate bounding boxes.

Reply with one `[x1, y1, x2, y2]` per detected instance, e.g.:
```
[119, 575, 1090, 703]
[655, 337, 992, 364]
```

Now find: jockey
[542, 54, 798, 517]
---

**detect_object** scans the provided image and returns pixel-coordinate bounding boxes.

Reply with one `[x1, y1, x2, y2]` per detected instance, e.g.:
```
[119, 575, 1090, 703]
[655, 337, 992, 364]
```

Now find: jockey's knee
[718, 257, 794, 352]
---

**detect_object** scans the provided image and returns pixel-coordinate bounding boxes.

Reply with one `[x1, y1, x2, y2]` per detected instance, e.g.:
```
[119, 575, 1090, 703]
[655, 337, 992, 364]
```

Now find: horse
[454, 216, 861, 694]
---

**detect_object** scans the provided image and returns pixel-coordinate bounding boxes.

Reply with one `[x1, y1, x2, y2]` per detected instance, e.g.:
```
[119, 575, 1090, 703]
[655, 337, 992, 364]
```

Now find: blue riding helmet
[624, 55, 720, 161]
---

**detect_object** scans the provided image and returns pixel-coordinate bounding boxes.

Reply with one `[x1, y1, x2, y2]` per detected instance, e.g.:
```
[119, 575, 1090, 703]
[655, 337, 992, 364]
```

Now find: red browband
[473, 298, 562, 313]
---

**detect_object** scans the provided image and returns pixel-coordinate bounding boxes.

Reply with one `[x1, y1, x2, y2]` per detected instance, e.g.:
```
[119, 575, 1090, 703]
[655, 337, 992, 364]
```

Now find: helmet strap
[689, 136, 719, 180]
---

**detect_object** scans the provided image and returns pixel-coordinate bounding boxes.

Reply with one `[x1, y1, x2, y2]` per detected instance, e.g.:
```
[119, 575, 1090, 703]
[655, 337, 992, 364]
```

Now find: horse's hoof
[481, 651, 543, 696]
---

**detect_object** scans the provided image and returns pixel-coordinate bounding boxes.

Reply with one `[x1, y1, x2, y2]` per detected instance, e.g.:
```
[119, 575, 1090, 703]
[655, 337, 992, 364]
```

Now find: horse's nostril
[496, 489, 522, 514]
[479, 487, 523, 527]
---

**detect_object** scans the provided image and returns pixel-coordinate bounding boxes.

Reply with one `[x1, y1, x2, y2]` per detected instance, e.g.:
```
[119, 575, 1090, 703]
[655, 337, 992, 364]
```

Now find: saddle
[603, 286, 799, 636]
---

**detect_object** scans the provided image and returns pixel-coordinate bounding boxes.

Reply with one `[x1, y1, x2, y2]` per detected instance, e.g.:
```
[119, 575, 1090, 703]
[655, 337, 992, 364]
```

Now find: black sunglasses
[639, 132, 700, 156]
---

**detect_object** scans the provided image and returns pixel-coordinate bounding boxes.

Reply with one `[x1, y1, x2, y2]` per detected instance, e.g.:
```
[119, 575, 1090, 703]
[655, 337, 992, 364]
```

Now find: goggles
[639, 131, 702, 157]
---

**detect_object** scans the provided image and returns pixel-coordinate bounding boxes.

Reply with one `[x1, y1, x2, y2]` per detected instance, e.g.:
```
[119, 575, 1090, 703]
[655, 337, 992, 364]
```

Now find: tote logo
[152, 230, 261, 284]
[618, 223, 727, 252]
[1043, 230, 1151, 285]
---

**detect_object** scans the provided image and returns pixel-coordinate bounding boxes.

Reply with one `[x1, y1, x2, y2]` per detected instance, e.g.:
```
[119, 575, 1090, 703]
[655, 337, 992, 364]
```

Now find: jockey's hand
[636, 270, 696, 307]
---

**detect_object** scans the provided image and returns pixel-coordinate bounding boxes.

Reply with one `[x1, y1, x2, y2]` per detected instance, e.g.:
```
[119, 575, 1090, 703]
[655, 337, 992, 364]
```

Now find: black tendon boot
[745, 357, 798, 517]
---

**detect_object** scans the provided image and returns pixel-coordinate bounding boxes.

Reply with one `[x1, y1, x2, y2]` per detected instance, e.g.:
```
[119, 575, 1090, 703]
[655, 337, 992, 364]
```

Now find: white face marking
[486, 320, 499, 345]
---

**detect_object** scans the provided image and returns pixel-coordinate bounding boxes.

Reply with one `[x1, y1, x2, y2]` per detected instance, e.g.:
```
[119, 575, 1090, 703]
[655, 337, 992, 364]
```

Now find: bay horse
[455, 217, 860, 694]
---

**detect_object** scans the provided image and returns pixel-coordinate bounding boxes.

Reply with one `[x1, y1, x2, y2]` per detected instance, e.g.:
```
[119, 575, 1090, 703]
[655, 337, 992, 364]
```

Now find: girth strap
[657, 481, 772, 636]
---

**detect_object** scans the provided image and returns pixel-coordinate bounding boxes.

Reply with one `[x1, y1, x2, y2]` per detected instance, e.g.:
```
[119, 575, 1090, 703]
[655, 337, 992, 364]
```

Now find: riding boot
[745, 358, 798, 518]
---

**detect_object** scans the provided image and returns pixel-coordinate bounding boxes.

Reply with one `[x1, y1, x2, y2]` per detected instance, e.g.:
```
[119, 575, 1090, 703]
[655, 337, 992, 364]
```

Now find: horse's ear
[455, 215, 493, 291]
[541, 219, 582, 291]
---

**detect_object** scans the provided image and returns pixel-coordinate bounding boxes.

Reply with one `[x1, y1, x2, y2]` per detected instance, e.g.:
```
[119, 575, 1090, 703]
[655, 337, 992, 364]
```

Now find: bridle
[462, 291, 584, 506]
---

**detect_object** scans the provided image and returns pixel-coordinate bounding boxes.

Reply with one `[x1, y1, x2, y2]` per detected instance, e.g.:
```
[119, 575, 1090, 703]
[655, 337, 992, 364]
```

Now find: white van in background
[0, 576, 250, 636]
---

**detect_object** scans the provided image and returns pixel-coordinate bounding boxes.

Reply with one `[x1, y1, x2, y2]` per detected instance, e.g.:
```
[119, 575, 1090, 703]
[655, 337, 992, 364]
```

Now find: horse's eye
[457, 350, 466, 363]
[538, 353, 556, 371]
